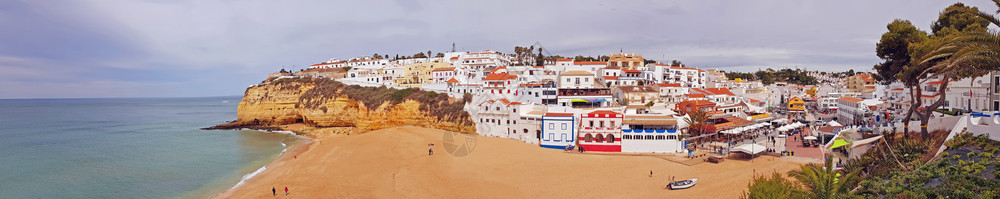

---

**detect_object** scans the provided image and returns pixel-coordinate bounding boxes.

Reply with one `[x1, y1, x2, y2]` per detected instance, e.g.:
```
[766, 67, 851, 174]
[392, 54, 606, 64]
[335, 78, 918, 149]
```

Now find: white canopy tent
[828, 120, 843, 126]
[803, 136, 818, 140]
[735, 144, 768, 155]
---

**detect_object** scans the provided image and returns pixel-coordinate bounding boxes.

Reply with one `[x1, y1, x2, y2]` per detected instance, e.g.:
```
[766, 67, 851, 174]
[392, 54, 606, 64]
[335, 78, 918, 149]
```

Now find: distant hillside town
[263, 46, 1000, 153]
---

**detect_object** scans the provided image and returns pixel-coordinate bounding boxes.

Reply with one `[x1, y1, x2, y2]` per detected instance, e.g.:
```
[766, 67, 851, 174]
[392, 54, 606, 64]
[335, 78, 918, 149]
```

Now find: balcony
[558, 88, 611, 96]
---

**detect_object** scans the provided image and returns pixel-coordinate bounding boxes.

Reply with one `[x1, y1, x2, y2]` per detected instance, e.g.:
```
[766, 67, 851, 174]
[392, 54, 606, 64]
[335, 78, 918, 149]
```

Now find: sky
[0, 0, 996, 99]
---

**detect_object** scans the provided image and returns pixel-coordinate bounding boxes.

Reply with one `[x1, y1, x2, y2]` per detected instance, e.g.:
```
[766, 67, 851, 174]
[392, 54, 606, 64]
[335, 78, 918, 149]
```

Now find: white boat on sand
[667, 178, 698, 190]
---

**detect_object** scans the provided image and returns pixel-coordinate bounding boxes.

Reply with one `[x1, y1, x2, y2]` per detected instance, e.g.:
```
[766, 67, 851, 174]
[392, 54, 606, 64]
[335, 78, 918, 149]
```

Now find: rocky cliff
[209, 77, 475, 134]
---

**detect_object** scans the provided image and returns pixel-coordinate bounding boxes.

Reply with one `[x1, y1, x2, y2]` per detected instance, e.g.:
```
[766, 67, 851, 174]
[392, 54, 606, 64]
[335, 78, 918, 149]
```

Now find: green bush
[274, 77, 472, 125]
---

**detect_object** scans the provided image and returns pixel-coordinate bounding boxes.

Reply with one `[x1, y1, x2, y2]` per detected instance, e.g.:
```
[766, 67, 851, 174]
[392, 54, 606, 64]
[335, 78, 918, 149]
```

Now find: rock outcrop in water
[207, 77, 475, 134]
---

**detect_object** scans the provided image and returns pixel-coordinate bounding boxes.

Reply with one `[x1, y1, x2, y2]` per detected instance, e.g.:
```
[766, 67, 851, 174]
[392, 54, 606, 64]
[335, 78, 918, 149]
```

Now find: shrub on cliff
[273, 77, 472, 125]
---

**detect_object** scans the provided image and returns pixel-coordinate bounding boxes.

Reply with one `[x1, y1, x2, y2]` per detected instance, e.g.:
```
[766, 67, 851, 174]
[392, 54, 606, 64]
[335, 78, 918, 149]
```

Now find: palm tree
[906, 1, 1000, 136]
[683, 109, 709, 136]
[788, 157, 861, 199]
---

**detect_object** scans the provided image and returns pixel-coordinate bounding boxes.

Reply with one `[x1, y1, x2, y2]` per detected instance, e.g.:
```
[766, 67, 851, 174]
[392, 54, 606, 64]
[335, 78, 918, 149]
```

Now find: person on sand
[428, 148, 433, 156]
[285, 187, 288, 196]
[649, 170, 653, 177]
[272, 187, 276, 196]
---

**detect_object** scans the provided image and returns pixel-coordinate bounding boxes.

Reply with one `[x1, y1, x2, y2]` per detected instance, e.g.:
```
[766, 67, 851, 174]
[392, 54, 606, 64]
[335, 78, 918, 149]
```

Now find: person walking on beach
[428, 148, 433, 156]
[285, 187, 288, 196]
[649, 170, 653, 177]
[272, 187, 276, 196]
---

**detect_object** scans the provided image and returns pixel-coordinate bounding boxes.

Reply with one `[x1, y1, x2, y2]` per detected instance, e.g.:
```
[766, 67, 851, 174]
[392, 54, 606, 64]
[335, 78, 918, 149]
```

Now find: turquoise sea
[0, 96, 300, 198]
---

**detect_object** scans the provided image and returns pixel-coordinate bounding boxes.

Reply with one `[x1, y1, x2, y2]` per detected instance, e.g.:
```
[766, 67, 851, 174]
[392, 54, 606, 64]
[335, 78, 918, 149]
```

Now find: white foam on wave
[230, 165, 266, 189]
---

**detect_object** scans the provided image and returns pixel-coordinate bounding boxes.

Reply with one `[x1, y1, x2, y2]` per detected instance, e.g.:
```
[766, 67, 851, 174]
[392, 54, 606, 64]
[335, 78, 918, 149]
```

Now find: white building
[621, 115, 685, 153]
[540, 112, 576, 149]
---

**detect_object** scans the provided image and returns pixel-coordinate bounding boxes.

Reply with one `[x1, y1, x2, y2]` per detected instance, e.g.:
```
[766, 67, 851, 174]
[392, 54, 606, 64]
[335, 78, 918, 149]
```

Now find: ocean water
[0, 96, 300, 199]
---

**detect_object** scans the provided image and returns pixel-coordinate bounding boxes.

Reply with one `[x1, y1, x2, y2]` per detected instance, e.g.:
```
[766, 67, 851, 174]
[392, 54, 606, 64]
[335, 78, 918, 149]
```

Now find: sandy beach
[216, 126, 811, 198]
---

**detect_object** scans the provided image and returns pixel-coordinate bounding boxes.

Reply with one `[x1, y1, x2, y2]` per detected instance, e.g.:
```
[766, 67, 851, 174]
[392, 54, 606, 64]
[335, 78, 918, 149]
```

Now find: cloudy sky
[0, 0, 995, 98]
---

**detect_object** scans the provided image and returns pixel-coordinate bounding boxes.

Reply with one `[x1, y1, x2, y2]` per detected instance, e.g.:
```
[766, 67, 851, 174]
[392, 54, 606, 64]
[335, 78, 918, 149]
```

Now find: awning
[623, 118, 678, 125]
[750, 113, 772, 120]
[571, 99, 590, 103]
[971, 112, 990, 117]
[623, 129, 675, 133]
[591, 98, 608, 103]
[735, 144, 767, 155]
[851, 135, 883, 148]
[829, 139, 851, 149]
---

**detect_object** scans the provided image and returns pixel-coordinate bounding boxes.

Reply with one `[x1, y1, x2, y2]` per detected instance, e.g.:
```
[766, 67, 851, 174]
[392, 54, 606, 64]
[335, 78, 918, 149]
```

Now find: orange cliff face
[212, 78, 475, 134]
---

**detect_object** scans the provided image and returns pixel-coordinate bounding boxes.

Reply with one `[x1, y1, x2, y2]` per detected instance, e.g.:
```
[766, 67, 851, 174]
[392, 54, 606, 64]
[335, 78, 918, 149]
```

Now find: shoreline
[212, 127, 317, 199]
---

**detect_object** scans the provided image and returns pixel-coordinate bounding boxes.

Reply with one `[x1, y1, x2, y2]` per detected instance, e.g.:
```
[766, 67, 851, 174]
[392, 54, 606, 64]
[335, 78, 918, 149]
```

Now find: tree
[788, 157, 861, 199]
[372, 53, 383, 59]
[436, 53, 444, 58]
[644, 59, 657, 65]
[535, 47, 544, 66]
[874, 19, 930, 136]
[741, 173, 808, 199]
[874, 19, 930, 85]
[931, 3, 989, 35]
[905, 2, 994, 137]
[671, 60, 683, 66]
[683, 109, 709, 136]
[644, 101, 655, 107]
[413, 52, 427, 58]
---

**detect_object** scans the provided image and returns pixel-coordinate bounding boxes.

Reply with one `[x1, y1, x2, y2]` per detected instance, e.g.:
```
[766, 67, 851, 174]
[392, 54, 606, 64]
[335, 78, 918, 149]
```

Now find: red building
[674, 100, 717, 114]
[578, 110, 623, 152]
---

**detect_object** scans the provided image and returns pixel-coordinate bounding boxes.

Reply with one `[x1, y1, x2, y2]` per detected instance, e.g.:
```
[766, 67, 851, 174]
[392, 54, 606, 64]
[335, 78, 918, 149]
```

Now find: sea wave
[230, 165, 266, 190]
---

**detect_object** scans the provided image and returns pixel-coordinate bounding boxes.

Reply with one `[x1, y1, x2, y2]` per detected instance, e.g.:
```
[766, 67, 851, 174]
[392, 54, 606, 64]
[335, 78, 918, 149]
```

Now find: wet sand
[217, 126, 808, 198]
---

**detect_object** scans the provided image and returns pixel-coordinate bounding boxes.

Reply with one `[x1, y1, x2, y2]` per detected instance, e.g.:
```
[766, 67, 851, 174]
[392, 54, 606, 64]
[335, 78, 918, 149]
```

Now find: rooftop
[560, 70, 595, 76]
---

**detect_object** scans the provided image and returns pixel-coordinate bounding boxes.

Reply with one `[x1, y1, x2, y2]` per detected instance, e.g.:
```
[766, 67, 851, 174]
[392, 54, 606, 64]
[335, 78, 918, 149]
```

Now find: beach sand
[217, 126, 810, 198]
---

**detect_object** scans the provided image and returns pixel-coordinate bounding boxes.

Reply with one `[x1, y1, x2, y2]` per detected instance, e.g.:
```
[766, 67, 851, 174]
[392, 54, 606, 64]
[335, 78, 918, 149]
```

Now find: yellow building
[845, 73, 876, 93]
[788, 96, 806, 112]
[608, 53, 644, 69]
[395, 61, 451, 87]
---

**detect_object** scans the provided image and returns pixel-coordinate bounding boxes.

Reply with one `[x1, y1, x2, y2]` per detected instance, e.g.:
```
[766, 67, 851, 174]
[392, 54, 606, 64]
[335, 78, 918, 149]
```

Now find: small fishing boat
[667, 178, 698, 190]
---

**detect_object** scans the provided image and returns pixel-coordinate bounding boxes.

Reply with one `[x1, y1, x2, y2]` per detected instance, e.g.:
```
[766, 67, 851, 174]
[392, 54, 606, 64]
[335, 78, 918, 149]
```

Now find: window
[561, 123, 567, 130]
[548, 133, 554, 140]
[995, 76, 999, 93]
[656, 135, 665, 140]
[607, 134, 615, 143]
[589, 121, 594, 127]
[600, 121, 605, 128]
[645, 135, 654, 140]
[596, 134, 604, 142]
[549, 123, 554, 129]
[585, 134, 593, 142]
